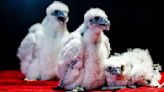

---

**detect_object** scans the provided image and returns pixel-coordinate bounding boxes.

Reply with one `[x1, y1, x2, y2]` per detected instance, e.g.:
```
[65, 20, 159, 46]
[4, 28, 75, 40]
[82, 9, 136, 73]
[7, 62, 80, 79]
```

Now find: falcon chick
[104, 48, 162, 90]
[57, 8, 111, 90]
[17, 1, 69, 80]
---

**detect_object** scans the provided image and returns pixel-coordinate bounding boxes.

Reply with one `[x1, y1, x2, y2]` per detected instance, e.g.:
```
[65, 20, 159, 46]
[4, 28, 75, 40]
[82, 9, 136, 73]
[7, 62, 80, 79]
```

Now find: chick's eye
[108, 66, 114, 71]
[54, 10, 59, 14]
[121, 65, 124, 71]
[51, 10, 60, 16]
[94, 16, 100, 20]
[106, 66, 112, 72]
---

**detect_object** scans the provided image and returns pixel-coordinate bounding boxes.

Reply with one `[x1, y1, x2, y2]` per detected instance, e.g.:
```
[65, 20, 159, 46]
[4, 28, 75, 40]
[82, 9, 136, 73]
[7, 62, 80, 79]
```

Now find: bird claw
[24, 78, 37, 81]
[127, 85, 137, 88]
[72, 86, 85, 92]
[101, 86, 127, 90]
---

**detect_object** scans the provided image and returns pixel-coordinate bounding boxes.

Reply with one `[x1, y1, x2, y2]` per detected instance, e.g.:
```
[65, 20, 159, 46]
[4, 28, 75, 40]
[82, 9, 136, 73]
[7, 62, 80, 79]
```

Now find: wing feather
[57, 33, 83, 82]
[17, 23, 44, 62]
[17, 23, 43, 62]
[59, 38, 83, 63]
[17, 32, 37, 62]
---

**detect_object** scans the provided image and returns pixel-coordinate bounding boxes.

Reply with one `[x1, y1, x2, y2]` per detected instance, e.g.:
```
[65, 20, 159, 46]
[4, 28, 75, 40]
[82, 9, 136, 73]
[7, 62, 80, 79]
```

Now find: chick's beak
[57, 12, 68, 23]
[57, 16, 67, 23]
[104, 19, 110, 31]
[51, 10, 68, 23]
[99, 18, 110, 31]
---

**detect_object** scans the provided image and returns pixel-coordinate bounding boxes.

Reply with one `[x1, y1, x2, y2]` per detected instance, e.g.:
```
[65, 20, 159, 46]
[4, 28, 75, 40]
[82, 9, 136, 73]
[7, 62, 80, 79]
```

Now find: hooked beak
[99, 18, 110, 31]
[51, 10, 68, 23]
[57, 16, 67, 23]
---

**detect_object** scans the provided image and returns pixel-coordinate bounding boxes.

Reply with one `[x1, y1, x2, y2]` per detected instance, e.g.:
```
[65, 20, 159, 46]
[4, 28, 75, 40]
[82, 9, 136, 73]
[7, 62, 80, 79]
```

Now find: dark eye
[121, 65, 124, 71]
[54, 10, 59, 14]
[94, 16, 100, 20]
[106, 66, 112, 72]
[146, 80, 151, 84]
[108, 66, 112, 70]
[51, 10, 60, 16]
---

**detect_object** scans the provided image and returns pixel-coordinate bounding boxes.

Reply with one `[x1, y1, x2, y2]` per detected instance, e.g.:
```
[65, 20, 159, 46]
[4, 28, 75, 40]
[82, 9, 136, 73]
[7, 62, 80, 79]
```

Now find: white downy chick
[17, 1, 69, 80]
[104, 48, 162, 89]
[57, 8, 111, 90]
[104, 54, 132, 87]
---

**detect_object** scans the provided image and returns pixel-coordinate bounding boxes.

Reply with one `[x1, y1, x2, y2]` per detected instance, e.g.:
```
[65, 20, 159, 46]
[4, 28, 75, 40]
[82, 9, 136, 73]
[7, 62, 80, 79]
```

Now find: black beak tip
[57, 17, 66, 22]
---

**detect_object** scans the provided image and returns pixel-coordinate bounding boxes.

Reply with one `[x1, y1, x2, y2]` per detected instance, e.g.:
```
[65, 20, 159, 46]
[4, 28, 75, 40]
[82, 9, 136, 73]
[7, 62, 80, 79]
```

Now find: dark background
[0, 0, 163, 70]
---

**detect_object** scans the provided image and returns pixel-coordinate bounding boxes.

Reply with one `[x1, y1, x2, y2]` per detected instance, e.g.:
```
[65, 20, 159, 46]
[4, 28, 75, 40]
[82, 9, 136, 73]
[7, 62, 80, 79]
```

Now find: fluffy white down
[17, 1, 69, 80]
[81, 30, 111, 90]
[46, 1, 69, 15]
[57, 25, 85, 90]
[105, 48, 162, 87]
[57, 8, 111, 90]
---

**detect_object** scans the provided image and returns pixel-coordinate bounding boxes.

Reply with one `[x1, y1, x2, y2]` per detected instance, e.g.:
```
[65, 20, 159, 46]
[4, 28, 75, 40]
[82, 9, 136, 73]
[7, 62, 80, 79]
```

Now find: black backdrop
[0, 0, 163, 70]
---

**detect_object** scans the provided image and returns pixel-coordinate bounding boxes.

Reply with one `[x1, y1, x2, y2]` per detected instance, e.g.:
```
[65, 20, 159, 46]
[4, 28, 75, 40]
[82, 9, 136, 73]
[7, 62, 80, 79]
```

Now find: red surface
[0, 70, 164, 92]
